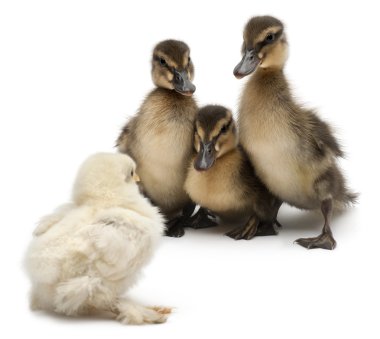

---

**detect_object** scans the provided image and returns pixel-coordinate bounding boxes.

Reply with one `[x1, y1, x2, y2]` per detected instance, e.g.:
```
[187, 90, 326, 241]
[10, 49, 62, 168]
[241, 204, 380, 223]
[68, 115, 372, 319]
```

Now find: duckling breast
[185, 152, 252, 215]
[130, 96, 197, 214]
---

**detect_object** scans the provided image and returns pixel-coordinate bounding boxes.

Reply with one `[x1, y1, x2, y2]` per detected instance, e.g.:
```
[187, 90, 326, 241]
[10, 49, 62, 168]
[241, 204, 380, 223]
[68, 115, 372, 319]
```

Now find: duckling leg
[255, 221, 278, 236]
[225, 216, 260, 240]
[188, 207, 218, 229]
[295, 199, 336, 250]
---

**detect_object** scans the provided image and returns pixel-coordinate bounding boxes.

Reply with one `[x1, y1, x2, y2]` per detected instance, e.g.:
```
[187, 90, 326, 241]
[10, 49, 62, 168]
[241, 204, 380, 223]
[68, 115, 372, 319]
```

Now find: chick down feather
[25, 152, 170, 324]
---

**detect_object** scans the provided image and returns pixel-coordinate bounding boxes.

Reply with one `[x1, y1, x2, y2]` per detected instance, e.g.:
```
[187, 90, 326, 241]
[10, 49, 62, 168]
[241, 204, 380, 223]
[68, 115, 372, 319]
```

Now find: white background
[1, 1, 379, 338]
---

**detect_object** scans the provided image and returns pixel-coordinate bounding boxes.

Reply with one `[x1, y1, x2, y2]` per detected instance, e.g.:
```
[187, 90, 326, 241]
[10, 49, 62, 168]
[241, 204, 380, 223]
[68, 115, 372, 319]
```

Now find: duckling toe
[225, 224, 256, 240]
[165, 217, 185, 237]
[225, 218, 278, 240]
[225, 226, 246, 240]
[165, 224, 185, 237]
[295, 232, 336, 250]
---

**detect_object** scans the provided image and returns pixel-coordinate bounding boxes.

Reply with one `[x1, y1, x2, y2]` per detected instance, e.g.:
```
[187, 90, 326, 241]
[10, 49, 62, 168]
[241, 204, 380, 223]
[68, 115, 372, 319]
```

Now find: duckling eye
[130, 170, 134, 177]
[188, 56, 191, 63]
[221, 125, 228, 133]
[159, 58, 167, 66]
[265, 34, 275, 42]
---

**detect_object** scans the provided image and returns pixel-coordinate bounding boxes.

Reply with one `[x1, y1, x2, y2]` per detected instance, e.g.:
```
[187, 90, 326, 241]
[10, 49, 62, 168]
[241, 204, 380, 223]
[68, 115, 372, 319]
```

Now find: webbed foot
[225, 216, 259, 240]
[295, 199, 337, 250]
[295, 232, 336, 250]
[165, 217, 185, 238]
[225, 218, 279, 240]
[188, 207, 218, 229]
[225, 225, 256, 240]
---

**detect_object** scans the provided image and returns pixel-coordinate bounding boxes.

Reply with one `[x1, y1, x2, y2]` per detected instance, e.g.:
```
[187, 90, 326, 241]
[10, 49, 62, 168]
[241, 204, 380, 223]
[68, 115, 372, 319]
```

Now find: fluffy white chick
[25, 152, 170, 324]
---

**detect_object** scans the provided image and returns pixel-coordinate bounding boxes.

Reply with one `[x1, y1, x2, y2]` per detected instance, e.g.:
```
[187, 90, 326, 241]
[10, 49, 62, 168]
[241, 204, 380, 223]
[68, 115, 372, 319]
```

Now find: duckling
[184, 105, 281, 239]
[117, 39, 216, 237]
[234, 16, 357, 249]
[25, 153, 171, 324]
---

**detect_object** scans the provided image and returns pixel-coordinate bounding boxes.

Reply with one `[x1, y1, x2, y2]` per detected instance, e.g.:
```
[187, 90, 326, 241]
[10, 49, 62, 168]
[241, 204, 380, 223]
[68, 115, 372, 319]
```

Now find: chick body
[25, 153, 169, 324]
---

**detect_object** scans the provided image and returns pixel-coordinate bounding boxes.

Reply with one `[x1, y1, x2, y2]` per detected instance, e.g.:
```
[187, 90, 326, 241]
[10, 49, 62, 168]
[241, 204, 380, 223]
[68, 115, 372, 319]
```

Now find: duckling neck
[154, 87, 196, 103]
[212, 148, 240, 171]
[149, 87, 197, 121]
[251, 67, 290, 99]
[240, 67, 293, 123]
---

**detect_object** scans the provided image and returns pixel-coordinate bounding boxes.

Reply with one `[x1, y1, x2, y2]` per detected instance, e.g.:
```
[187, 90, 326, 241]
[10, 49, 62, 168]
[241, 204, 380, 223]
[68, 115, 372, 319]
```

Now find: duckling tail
[335, 190, 359, 211]
[344, 191, 359, 206]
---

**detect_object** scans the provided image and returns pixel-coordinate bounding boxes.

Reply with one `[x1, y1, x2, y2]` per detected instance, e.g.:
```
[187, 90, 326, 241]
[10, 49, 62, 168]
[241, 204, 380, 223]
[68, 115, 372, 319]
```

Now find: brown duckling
[184, 105, 281, 239]
[117, 39, 215, 237]
[234, 16, 357, 249]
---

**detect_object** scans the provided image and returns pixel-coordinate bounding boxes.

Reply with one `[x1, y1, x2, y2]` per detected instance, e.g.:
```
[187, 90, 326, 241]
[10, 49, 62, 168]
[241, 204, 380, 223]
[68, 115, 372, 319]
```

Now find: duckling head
[151, 39, 196, 96]
[193, 105, 237, 171]
[73, 153, 141, 207]
[234, 16, 288, 78]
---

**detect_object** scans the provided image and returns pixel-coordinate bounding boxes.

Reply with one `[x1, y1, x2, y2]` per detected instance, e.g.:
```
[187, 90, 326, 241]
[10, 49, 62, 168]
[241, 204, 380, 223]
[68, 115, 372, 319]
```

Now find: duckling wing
[116, 116, 138, 154]
[309, 111, 343, 157]
[292, 108, 344, 159]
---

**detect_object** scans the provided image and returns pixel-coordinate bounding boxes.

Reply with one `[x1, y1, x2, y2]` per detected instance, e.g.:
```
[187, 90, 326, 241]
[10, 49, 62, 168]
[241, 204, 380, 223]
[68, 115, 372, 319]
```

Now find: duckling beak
[194, 141, 216, 171]
[233, 50, 260, 79]
[173, 70, 196, 96]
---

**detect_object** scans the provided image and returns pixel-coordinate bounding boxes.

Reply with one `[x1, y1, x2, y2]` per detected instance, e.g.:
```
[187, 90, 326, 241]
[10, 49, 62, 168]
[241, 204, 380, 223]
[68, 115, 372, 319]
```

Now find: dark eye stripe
[254, 28, 283, 51]
[154, 55, 171, 71]
[214, 119, 233, 141]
